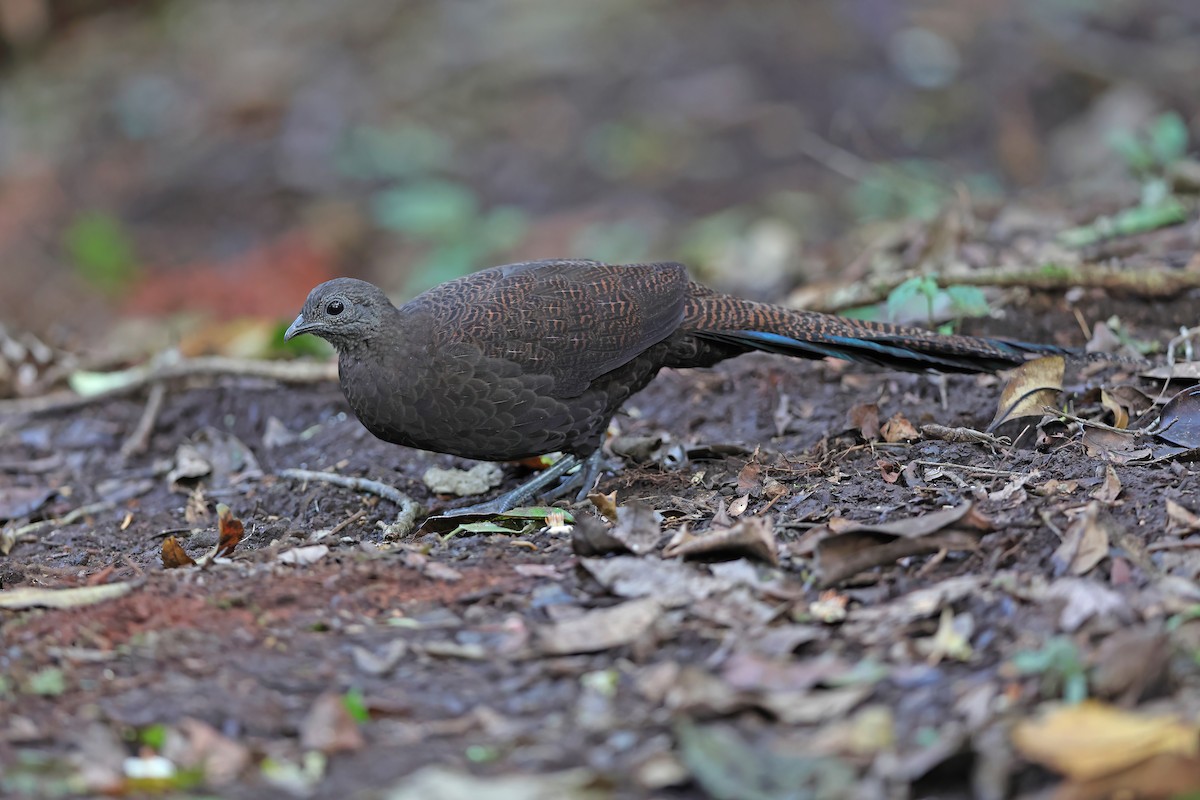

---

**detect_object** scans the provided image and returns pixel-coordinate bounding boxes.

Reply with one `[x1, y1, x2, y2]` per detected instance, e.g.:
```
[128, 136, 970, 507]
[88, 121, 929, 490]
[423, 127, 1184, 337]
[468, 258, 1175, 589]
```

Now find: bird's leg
[444, 454, 581, 516]
[542, 449, 606, 503]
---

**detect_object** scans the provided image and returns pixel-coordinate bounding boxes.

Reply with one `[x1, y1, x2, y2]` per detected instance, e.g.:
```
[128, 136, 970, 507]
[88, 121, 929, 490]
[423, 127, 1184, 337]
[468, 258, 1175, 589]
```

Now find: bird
[285, 258, 1067, 515]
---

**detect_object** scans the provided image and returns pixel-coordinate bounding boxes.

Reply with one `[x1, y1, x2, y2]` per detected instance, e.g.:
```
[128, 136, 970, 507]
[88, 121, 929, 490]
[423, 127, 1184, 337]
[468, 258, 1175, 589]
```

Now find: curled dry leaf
[587, 490, 619, 523]
[1100, 389, 1130, 429]
[1150, 384, 1200, 449]
[1090, 464, 1123, 504]
[1166, 499, 1200, 535]
[987, 355, 1064, 432]
[662, 516, 778, 565]
[1011, 700, 1199, 781]
[813, 502, 991, 587]
[880, 412, 918, 443]
[727, 493, 750, 517]
[215, 503, 244, 557]
[162, 536, 197, 569]
[1051, 502, 1112, 577]
[1082, 428, 1152, 464]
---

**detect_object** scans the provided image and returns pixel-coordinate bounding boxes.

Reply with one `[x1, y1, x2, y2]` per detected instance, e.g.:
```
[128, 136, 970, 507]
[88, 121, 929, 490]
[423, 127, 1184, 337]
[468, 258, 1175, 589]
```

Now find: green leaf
[342, 688, 370, 723]
[139, 724, 168, 750]
[27, 667, 66, 696]
[886, 275, 939, 323]
[1148, 111, 1189, 166]
[502, 507, 575, 522]
[1108, 130, 1155, 174]
[63, 213, 138, 294]
[944, 285, 990, 317]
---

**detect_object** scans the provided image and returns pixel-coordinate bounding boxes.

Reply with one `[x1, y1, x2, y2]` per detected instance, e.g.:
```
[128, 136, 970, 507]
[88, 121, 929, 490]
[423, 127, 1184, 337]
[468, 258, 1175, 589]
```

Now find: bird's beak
[284, 313, 312, 341]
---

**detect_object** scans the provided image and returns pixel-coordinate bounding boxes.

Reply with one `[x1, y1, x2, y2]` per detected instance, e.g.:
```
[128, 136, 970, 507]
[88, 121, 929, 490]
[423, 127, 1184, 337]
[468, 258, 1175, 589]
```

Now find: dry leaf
[1100, 389, 1129, 430]
[814, 502, 990, 586]
[215, 503, 244, 557]
[847, 403, 880, 440]
[299, 692, 364, 754]
[1081, 428, 1152, 464]
[736, 462, 762, 494]
[987, 355, 1064, 431]
[880, 412, 918, 443]
[727, 494, 750, 517]
[587, 490, 618, 523]
[662, 516, 778, 565]
[1089, 465, 1122, 505]
[162, 536, 197, 569]
[1150, 385, 1200, 449]
[1051, 502, 1112, 577]
[536, 598, 662, 655]
[1011, 700, 1199, 781]
[1166, 499, 1200, 535]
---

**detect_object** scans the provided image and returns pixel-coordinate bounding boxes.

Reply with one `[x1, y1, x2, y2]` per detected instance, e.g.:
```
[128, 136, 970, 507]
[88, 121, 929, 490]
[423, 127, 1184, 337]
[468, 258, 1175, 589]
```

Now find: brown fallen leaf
[1051, 502, 1112, 577]
[1100, 389, 1130, 429]
[662, 516, 779, 565]
[736, 461, 762, 494]
[987, 355, 1064, 432]
[1089, 465, 1122, 504]
[536, 597, 662, 655]
[1081, 427, 1152, 464]
[1166, 499, 1200, 535]
[880, 412, 918, 443]
[162, 536, 197, 569]
[299, 692, 365, 754]
[1150, 384, 1200, 449]
[847, 403, 880, 441]
[813, 502, 991, 587]
[1011, 700, 1199, 781]
[215, 503, 244, 557]
[586, 490, 618, 523]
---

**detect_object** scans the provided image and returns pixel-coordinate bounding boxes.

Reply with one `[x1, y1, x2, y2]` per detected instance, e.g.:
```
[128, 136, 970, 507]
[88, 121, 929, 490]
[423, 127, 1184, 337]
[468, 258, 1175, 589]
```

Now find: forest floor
[3, 266, 1200, 799]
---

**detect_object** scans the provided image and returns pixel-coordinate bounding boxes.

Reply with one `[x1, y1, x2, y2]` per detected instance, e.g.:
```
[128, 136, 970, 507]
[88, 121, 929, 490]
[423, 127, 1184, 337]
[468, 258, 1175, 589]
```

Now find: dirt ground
[2, 282, 1200, 799]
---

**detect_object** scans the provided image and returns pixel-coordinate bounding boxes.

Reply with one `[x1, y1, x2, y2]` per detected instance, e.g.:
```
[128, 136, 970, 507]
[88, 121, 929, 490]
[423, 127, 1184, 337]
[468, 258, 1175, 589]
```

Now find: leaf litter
[5, 286, 1200, 799]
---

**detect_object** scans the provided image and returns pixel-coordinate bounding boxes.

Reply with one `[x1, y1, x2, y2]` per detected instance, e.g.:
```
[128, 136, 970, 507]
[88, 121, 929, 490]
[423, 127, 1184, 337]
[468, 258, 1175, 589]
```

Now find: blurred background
[0, 0, 1196, 359]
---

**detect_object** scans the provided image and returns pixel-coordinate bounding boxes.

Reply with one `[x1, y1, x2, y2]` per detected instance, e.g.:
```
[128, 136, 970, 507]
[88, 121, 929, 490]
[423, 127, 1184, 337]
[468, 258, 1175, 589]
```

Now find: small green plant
[1011, 636, 1088, 703]
[880, 274, 990, 331]
[341, 688, 369, 723]
[1060, 111, 1191, 247]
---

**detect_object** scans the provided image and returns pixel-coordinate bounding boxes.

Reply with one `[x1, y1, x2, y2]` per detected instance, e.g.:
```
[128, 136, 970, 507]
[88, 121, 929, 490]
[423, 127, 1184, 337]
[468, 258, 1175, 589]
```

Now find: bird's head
[284, 278, 393, 351]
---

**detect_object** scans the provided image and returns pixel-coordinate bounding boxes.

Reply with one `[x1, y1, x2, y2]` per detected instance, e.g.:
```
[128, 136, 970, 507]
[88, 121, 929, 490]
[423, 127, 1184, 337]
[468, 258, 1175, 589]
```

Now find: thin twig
[0, 355, 338, 417]
[9, 501, 116, 543]
[120, 381, 166, 458]
[278, 468, 420, 537]
[912, 460, 1025, 477]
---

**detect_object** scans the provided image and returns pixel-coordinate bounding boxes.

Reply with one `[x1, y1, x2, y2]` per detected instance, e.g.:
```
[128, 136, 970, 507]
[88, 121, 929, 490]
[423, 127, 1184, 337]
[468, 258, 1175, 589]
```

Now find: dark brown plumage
[285, 259, 1065, 512]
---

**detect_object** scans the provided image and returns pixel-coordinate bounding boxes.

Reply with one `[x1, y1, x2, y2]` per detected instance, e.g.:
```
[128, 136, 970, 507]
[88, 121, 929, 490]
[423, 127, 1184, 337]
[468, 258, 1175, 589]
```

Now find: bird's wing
[412, 259, 688, 396]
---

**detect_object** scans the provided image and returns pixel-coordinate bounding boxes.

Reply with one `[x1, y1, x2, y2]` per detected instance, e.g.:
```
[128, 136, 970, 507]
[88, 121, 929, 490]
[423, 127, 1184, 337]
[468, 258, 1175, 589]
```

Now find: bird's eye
[326, 299, 345, 316]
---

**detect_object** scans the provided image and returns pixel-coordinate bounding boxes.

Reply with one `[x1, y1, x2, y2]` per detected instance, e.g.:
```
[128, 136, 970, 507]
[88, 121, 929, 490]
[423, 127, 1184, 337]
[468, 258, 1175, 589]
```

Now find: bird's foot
[542, 450, 606, 503]
[435, 453, 583, 518]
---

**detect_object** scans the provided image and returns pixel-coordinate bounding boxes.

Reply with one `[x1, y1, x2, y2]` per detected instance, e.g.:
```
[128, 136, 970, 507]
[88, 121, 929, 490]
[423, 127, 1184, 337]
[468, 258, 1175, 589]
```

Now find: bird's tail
[683, 290, 1069, 373]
